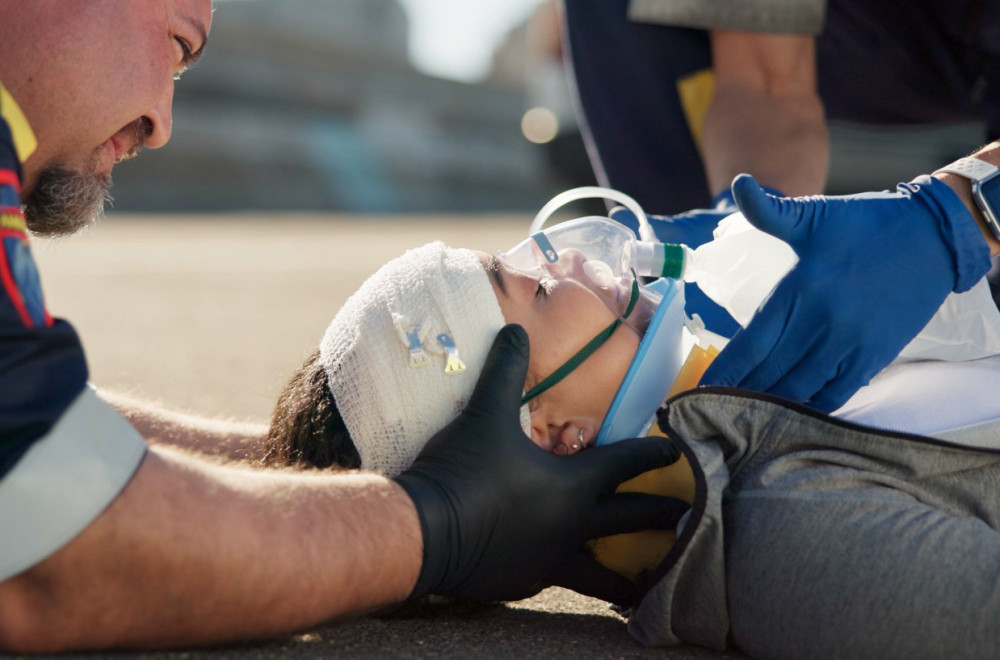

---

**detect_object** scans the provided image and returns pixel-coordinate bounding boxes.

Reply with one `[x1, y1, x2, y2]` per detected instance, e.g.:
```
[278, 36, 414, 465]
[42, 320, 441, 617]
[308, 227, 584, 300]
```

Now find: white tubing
[529, 186, 654, 241]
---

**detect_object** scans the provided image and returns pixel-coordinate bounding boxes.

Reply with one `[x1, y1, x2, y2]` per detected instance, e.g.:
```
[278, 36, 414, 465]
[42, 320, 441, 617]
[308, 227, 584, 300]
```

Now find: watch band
[936, 157, 1000, 181]
[936, 156, 1000, 241]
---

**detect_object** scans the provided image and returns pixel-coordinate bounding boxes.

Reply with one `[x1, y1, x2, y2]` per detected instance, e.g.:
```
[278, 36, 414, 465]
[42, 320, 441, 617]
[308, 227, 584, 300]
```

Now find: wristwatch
[936, 157, 1000, 240]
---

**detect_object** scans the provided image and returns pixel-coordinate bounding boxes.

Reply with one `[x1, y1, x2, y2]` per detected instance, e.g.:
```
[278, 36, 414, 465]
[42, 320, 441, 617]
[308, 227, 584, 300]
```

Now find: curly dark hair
[262, 349, 361, 470]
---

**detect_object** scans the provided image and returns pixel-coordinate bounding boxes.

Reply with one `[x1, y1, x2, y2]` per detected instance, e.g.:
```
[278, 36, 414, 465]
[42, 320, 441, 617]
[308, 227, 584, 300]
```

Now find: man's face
[0, 0, 212, 235]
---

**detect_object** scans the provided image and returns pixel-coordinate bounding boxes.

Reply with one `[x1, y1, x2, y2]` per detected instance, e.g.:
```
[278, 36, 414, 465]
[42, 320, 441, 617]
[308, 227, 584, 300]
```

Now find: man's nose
[143, 86, 174, 150]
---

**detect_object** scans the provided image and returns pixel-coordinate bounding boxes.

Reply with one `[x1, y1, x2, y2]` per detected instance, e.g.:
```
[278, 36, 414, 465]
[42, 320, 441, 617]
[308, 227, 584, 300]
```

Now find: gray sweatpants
[629, 389, 1000, 659]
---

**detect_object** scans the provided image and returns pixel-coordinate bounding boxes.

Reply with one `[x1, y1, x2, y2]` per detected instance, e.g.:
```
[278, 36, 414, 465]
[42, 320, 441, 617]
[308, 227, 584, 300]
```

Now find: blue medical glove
[701, 174, 992, 412]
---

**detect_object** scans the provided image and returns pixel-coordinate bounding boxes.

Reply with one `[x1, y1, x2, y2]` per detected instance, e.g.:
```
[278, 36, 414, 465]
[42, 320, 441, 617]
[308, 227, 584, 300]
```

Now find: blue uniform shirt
[0, 92, 88, 477]
[0, 85, 146, 582]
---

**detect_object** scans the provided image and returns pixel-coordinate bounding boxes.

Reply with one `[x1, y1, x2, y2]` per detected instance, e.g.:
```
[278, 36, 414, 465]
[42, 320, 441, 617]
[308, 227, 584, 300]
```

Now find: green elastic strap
[521, 277, 641, 405]
[660, 243, 685, 280]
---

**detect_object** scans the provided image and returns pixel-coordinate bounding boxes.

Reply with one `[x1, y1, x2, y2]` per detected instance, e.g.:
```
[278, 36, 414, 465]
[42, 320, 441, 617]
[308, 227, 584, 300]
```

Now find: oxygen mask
[499, 241, 661, 343]
[504, 187, 688, 444]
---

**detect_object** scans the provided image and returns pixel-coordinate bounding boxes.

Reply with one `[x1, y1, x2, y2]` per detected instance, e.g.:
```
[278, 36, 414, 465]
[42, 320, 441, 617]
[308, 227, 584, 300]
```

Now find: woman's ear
[529, 407, 554, 452]
[529, 405, 592, 456]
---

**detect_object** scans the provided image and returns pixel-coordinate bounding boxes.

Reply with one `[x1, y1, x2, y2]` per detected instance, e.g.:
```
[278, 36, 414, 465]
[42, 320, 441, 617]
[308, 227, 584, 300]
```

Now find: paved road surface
[29, 214, 745, 659]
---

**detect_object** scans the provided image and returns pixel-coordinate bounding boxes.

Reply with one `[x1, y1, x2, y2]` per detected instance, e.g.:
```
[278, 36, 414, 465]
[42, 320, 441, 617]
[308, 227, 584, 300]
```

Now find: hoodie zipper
[662, 385, 1000, 455]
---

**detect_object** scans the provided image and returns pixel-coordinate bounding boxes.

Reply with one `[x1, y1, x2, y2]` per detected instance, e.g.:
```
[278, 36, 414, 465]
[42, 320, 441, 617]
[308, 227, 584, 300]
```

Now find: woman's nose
[549, 248, 588, 279]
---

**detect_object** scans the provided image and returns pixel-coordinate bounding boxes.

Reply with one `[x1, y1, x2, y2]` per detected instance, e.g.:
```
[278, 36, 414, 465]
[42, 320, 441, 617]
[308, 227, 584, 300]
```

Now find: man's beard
[23, 166, 112, 237]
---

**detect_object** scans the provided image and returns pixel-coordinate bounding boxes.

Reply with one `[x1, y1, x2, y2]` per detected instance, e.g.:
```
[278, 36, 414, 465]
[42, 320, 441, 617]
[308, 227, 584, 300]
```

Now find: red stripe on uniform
[0, 238, 33, 328]
[0, 169, 21, 193]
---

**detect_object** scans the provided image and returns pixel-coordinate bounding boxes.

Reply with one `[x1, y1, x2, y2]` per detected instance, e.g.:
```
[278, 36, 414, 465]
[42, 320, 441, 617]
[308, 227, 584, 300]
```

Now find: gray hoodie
[629, 388, 1000, 659]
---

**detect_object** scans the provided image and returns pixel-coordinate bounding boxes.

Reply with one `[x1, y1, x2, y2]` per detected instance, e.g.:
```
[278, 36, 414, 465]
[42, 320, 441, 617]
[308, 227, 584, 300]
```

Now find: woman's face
[477, 251, 640, 456]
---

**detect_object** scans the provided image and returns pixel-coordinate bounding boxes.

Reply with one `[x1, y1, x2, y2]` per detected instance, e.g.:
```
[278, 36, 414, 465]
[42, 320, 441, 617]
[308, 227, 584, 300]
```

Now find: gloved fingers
[609, 206, 643, 238]
[576, 436, 683, 489]
[731, 174, 807, 245]
[545, 550, 645, 608]
[711, 187, 737, 210]
[589, 493, 691, 539]
[462, 324, 531, 421]
[807, 359, 884, 414]
[736, 314, 819, 394]
[700, 297, 791, 388]
[611, 206, 719, 248]
[766, 347, 841, 407]
[657, 212, 721, 248]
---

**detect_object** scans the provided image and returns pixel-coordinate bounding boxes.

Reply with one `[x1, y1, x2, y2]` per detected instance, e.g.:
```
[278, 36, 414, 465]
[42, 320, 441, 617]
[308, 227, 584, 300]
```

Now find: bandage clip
[406, 325, 431, 369]
[437, 333, 466, 375]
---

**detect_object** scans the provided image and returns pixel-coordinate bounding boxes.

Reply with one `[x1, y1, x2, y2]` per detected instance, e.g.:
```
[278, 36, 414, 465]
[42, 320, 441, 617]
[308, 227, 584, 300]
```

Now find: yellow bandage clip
[437, 333, 467, 375]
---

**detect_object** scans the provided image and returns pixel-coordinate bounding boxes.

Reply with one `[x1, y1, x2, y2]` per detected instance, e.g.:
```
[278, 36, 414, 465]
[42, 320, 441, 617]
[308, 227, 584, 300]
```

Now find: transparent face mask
[500, 217, 664, 405]
[503, 186, 687, 446]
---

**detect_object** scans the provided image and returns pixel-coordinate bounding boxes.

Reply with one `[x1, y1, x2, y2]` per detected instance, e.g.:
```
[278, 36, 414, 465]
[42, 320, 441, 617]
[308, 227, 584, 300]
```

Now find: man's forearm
[0, 445, 421, 652]
[702, 31, 828, 197]
[100, 389, 267, 462]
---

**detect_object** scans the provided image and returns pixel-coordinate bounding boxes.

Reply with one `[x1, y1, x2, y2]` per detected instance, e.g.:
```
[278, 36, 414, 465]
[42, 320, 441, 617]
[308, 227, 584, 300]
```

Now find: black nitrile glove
[395, 325, 689, 606]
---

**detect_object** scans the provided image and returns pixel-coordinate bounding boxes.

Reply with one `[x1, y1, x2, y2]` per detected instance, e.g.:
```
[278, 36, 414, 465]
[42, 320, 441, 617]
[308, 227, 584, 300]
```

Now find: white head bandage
[320, 241, 531, 477]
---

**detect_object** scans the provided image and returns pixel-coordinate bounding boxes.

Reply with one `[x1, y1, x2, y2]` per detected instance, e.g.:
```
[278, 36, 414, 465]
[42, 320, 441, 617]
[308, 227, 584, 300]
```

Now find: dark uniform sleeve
[0, 115, 89, 476]
[0, 103, 146, 582]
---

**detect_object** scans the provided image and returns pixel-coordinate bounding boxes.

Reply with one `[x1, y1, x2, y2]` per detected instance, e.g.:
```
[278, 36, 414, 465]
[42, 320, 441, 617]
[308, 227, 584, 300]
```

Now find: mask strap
[521, 277, 640, 405]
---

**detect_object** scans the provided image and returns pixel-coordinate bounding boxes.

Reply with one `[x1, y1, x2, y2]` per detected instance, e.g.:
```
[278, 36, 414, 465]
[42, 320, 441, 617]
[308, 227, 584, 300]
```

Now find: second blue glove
[701, 174, 992, 412]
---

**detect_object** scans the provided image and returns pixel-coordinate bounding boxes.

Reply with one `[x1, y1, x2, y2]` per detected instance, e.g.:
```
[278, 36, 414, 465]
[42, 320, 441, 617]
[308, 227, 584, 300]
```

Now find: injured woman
[262, 189, 1000, 659]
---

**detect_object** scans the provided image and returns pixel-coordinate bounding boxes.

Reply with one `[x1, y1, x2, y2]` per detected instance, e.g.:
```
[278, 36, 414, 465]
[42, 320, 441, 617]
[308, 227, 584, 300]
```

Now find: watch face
[973, 171, 1000, 238]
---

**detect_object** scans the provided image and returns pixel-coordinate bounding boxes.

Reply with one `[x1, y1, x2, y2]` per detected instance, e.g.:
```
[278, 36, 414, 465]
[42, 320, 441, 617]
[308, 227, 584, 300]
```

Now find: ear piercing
[571, 428, 585, 451]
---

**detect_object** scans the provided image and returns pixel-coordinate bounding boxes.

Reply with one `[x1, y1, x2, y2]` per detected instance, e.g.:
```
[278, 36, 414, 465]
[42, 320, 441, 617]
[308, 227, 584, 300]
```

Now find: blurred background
[110, 0, 595, 214]
[37, 0, 993, 424]
[108, 0, 989, 216]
